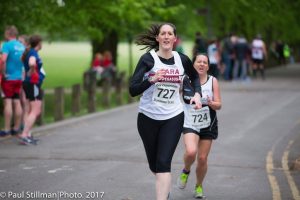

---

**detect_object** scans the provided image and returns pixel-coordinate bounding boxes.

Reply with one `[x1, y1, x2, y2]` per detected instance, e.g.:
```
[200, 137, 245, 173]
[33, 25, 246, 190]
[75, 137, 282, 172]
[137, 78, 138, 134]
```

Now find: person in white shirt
[251, 34, 267, 79]
[177, 54, 222, 199]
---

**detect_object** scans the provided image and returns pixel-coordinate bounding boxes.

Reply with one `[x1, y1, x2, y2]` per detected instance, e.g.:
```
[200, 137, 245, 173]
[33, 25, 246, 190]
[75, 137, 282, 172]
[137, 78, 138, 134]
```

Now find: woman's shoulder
[210, 75, 220, 87]
[178, 52, 192, 61]
[209, 75, 217, 81]
[140, 51, 152, 58]
[139, 51, 154, 63]
[28, 48, 38, 55]
[177, 52, 192, 65]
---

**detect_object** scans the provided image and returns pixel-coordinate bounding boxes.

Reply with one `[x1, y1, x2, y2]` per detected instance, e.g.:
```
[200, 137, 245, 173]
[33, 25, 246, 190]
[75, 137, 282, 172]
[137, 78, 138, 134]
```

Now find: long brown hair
[22, 35, 42, 61]
[135, 22, 177, 52]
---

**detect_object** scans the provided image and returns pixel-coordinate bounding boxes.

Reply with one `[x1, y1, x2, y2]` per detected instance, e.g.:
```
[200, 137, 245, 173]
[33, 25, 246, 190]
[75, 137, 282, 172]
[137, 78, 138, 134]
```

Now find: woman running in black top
[129, 23, 202, 200]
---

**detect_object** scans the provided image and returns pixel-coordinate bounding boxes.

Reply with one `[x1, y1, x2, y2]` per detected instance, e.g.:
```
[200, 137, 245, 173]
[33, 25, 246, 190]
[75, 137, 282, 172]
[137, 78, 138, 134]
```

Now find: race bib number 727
[152, 83, 178, 106]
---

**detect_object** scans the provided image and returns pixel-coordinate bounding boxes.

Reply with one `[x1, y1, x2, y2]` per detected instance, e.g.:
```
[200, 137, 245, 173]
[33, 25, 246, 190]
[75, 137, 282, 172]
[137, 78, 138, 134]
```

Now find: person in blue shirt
[18, 35, 46, 145]
[0, 25, 25, 137]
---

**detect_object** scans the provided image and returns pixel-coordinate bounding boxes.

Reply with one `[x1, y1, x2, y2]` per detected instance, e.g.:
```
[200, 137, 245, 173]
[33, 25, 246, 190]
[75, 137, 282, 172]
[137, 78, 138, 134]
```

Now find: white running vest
[138, 50, 184, 120]
[183, 76, 214, 132]
[201, 75, 214, 105]
[252, 39, 264, 60]
[207, 43, 218, 65]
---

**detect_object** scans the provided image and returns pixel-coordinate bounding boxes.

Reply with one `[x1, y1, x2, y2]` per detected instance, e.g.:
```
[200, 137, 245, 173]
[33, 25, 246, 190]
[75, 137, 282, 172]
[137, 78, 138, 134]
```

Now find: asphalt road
[0, 64, 299, 200]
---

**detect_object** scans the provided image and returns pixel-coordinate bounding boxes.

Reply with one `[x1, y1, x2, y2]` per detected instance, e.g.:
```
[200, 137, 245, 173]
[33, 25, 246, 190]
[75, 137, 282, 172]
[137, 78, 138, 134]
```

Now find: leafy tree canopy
[1, 0, 299, 49]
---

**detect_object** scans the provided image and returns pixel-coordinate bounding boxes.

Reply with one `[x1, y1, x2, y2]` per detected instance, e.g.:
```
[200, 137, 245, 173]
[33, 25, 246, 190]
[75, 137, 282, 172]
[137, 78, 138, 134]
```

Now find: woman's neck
[157, 49, 173, 59]
[34, 46, 41, 51]
[200, 74, 208, 84]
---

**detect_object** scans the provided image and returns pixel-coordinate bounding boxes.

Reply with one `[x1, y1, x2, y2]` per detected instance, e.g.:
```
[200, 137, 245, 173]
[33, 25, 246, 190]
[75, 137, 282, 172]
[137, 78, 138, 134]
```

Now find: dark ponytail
[22, 48, 30, 62]
[135, 22, 177, 52]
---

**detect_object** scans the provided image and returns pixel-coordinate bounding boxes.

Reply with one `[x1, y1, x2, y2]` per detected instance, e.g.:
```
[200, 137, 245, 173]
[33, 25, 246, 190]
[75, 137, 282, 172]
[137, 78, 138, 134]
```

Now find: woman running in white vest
[129, 23, 202, 200]
[177, 53, 222, 199]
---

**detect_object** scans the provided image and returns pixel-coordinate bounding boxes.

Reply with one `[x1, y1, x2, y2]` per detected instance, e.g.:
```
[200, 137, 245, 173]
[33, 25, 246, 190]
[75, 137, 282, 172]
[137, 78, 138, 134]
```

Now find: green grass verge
[40, 41, 193, 89]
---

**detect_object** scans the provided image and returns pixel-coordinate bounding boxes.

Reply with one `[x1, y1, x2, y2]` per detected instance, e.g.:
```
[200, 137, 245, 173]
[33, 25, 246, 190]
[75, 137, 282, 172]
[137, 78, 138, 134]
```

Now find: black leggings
[137, 112, 184, 173]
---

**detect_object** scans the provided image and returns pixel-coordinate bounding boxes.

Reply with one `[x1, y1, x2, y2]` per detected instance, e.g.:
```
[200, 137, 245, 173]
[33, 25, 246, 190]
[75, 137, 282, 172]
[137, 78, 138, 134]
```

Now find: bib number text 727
[157, 88, 175, 99]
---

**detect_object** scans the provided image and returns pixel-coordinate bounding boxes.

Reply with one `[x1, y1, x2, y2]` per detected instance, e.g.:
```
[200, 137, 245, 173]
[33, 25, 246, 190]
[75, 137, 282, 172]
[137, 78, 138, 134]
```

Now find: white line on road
[266, 151, 282, 200]
[282, 140, 300, 200]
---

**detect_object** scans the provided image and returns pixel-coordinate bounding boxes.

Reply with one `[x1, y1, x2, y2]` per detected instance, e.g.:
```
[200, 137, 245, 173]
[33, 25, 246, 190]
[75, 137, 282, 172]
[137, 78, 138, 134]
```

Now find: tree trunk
[91, 30, 118, 66]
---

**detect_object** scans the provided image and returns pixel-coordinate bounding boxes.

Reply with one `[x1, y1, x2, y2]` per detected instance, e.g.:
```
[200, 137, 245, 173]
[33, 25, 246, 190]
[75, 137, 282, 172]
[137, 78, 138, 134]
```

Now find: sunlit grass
[40, 41, 194, 89]
[40, 42, 92, 89]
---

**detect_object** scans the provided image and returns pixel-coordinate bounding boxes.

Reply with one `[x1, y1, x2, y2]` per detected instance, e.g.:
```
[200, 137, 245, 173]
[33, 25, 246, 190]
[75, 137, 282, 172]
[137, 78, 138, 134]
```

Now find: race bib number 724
[187, 106, 211, 130]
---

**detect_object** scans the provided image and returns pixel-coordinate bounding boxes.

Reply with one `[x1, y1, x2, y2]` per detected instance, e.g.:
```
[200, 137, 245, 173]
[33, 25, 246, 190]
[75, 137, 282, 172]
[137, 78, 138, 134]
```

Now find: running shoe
[10, 129, 21, 136]
[28, 136, 39, 143]
[19, 137, 37, 145]
[194, 185, 204, 199]
[177, 170, 190, 189]
[0, 130, 10, 137]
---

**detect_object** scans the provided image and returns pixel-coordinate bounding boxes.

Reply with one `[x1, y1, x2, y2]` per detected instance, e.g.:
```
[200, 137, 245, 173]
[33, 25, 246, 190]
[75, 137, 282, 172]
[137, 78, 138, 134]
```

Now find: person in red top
[102, 51, 113, 68]
[91, 52, 103, 69]
[91, 52, 105, 76]
[101, 50, 116, 81]
[90, 51, 115, 81]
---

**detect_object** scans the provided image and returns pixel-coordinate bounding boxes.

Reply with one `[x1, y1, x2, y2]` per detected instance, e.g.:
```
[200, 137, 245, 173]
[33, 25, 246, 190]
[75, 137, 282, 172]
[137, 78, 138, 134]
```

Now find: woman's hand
[149, 69, 166, 83]
[27, 68, 35, 77]
[190, 92, 202, 109]
[207, 95, 213, 106]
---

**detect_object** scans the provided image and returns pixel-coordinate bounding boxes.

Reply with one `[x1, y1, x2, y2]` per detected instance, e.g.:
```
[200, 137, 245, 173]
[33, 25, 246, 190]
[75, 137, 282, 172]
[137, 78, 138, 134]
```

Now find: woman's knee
[185, 147, 197, 160]
[156, 157, 171, 173]
[31, 102, 42, 116]
[33, 107, 41, 116]
[149, 163, 170, 173]
[197, 154, 208, 165]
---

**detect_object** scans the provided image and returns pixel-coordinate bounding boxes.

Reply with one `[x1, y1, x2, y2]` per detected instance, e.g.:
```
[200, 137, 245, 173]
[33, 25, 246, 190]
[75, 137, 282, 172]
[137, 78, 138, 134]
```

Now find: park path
[0, 63, 300, 200]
